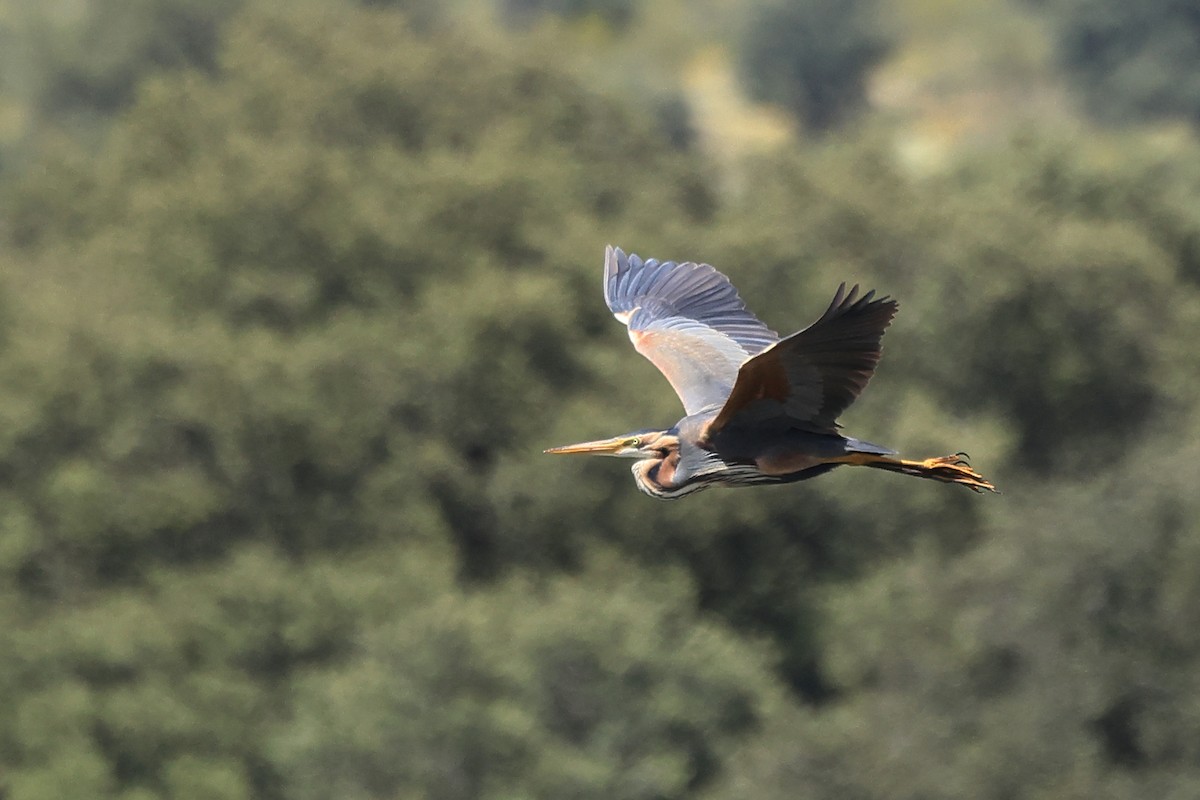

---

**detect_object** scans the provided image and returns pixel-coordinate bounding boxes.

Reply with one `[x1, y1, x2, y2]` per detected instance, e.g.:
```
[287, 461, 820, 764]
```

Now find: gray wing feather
[604, 245, 779, 415]
[605, 246, 778, 354]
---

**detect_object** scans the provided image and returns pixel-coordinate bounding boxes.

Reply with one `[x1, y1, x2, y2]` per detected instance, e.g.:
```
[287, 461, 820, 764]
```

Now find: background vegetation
[2, 0, 1199, 798]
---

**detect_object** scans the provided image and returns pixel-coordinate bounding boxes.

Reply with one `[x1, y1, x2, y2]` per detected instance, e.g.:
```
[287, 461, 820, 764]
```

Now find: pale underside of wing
[708, 283, 899, 437]
[604, 245, 779, 416]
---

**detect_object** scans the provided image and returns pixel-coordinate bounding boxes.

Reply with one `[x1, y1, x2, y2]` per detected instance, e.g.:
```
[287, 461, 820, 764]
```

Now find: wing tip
[604, 244, 630, 307]
[824, 282, 899, 321]
[604, 244, 625, 274]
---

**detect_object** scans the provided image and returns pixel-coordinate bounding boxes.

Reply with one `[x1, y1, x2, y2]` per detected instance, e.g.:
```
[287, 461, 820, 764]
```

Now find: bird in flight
[545, 246, 996, 499]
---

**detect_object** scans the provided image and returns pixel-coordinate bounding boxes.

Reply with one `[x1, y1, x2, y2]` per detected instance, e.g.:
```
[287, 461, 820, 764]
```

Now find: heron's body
[546, 247, 996, 499]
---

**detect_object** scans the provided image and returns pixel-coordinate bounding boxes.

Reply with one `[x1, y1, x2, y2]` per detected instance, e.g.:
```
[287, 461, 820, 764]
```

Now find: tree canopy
[3, 0, 1200, 798]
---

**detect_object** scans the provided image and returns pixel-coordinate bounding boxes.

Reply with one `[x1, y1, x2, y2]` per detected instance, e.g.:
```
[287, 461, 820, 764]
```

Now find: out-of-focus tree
[0, 0, 455, 176]
[6, 0, 1200, 797]
[0, 2, 749, 795]
[271, 556, 781, 800]
[1, 535, 786, 799]
[710, 426, 1200, 800]
[498, 0, 637, 30]
[1040, 0, 1200, 125]
[0, 0, 725, 609]
[738, 0, 892, 132]
[20, 0, 245, 118]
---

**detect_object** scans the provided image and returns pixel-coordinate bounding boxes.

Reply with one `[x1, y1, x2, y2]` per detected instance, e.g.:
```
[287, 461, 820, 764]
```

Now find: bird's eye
[627, 436, 641, 447]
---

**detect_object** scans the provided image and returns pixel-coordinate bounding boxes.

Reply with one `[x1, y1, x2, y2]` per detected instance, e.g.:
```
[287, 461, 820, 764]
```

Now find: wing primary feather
[602, 246, 781, 414]
[707, 282, 899, 436]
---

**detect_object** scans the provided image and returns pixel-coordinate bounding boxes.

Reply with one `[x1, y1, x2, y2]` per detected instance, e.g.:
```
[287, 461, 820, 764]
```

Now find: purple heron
[545, 246, 996, 499]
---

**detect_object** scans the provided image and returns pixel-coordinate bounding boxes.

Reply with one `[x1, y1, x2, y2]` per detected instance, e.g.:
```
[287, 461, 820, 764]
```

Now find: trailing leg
[836, 452, 998, 493]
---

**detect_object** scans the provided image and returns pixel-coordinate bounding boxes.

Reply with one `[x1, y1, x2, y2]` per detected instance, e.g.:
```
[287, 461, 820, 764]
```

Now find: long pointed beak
[544, 435, 629, 456]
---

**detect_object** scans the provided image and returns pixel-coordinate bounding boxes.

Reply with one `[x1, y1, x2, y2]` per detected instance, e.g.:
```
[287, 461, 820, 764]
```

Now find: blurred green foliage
[1040, 0, 1200, 125]
[2, 0, 1200, 798]
[499, 0, 637, 30]
[738, 0, 892, 131]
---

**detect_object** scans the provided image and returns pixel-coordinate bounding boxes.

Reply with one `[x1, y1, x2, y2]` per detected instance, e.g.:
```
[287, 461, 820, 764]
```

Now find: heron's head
[545, 428, 707, 500]
[544, 429, 677, 460]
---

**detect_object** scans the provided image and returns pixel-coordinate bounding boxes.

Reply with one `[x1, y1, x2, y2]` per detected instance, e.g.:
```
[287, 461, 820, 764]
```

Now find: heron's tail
[842, 452, 998, 493]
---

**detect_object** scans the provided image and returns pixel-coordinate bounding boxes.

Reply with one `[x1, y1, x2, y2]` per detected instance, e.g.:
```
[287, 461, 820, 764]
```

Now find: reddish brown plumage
[707, 283, 898, 437]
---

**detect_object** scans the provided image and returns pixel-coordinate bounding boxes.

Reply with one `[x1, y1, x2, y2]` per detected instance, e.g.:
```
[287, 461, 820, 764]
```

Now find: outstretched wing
[604, 245, 778, 416]
[707, 283, 898, 436]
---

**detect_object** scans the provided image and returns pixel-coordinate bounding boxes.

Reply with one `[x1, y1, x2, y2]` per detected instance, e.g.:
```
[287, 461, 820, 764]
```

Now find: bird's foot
[920, 454, 998, 493]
